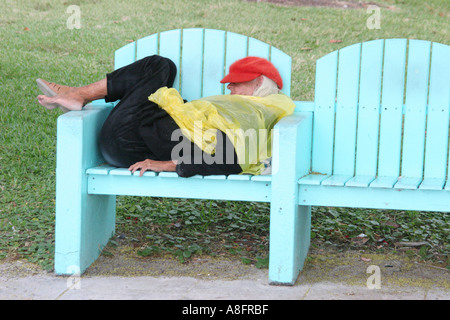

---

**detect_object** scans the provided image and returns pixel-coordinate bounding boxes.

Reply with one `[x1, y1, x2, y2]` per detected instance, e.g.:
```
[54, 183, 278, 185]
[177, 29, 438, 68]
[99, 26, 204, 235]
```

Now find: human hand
[129, 159, 177, 176]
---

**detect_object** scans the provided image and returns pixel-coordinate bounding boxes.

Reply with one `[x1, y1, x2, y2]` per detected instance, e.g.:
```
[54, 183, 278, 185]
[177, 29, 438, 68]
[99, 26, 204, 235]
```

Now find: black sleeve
[175, 130, 242, 178]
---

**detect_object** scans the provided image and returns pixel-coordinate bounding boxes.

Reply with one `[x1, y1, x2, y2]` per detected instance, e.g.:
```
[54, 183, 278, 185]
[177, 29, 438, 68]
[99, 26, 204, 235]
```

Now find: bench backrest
[312, 39, 450, 181]
[113, 28, 292, 101]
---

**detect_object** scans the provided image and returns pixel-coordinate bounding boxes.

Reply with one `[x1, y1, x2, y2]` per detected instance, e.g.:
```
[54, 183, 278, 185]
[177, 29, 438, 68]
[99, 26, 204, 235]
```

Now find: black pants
[100, 55, 180, 167]
[99, 55, 241, 177]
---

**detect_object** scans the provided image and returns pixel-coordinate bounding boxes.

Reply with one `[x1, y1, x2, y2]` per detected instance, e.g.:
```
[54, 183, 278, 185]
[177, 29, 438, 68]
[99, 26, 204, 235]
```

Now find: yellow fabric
[148, 87, 295, 175]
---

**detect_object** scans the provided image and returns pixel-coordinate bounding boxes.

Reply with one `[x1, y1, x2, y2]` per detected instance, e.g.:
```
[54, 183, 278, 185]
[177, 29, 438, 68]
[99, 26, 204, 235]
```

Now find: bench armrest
[56, 103, 114, 178]
[272, 111, 313, 182]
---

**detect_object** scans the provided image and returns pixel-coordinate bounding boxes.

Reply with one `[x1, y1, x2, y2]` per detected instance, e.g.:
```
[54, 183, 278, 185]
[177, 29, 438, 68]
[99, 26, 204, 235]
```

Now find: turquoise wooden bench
[54, 29, 449, 286]
[54, 28, 295, 284]
[273, 39, 449, 286]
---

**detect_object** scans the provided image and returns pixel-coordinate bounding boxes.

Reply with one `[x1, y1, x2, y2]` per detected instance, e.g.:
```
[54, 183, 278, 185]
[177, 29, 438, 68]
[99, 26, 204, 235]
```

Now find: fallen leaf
[301, 47, 312, 51]
[329, 39, 342, 43]
[361, 257, 371, 262]
[24, 27, 30, 31]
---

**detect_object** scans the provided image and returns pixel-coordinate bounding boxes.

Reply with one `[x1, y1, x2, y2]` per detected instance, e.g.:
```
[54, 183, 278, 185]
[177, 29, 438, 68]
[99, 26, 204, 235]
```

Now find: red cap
[220, 56, 283, 89]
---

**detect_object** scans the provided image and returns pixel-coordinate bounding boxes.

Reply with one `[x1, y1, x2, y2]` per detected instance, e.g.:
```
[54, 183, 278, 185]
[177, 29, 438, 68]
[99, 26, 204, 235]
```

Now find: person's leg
[37, 78, 107, 111]
[99, 55, 178, 167]
[104, 55, 177, 105]
[37, 55, 177, 112]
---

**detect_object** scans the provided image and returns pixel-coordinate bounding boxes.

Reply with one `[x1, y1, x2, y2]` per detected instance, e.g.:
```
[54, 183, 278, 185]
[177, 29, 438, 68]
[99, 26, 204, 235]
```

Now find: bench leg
[54, 107, 116, 275]
[268, 203, 311, 285]
[54, 193, 116, 275]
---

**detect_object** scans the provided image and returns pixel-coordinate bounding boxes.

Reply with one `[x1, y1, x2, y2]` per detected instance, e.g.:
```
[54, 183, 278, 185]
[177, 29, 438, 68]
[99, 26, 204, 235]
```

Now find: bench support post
[268, 112, 313, 285]
[54, 105, 116, 275]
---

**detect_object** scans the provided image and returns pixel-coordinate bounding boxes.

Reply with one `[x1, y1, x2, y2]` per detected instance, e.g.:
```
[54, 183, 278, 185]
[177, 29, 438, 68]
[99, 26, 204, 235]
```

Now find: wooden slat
[110, 168, 132, 176]
[311, 51, 338, 175]
[86, 165, 115, 175]
[298, 174, 329, 185]
[370, 176, 398, 189]
[181, 28, 204, 101]
[203, 29, 226, 97]
[377, 39, 407, 178]
[394, 176, 422, 190]
[224, 32, 248, 94]
[134, 171, 157, 177]
[136, 33, 158, 61]
[345, 175, 376, 187]
[321, 174, 352, 186]
[423, 42, 450, 182]
[270, 47, 291, 96]
[158, 172, 179, 178]
[203, 175, 227, 180]
[159, 29, 182, 91]
[333, 43, 361, 176]
[419, 178, 445, 190]
[400, 40, 431, 179]
[248, 37, 270, 59]
[227, 174, 251, 181]
[114, 41, 136, 70]
[354, 39, 384, 179]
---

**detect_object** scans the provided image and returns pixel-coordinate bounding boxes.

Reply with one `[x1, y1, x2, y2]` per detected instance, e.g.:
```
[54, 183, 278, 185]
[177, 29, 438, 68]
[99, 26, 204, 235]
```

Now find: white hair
[252, 75, 280, 97]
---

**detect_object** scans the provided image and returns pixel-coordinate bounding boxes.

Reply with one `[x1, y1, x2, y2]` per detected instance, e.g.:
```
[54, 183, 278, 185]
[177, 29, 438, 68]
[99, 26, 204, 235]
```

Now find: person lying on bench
[37, 56, 295, 177]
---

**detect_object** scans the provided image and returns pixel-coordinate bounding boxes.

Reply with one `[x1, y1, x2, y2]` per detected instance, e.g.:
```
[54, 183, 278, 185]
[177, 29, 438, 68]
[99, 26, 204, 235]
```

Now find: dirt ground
[244, 0, 382, 9]
[78, 244, 449, 289]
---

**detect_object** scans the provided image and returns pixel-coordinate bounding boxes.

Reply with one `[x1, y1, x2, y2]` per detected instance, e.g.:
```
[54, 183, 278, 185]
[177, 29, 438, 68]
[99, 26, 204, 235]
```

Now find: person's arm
[129, 159, 177, 176]
[129, 131, 242, 178]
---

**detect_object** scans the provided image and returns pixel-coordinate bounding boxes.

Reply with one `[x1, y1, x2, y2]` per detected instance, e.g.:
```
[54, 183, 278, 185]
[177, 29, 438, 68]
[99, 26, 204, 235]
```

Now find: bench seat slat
[369, 176, 398, 189]
[419, 178, 446, 190]
[393, 177, 422, 190]
[86, 165, 116, 175]
[86, 166, 269, 182]
[110, 168, 132, 176]
[298, 174, 329, 185]
[298, 174, 436, 191]
[321, 175, 353, 186]
[227, 174, 251, 181]
[345, 175, 376, 187]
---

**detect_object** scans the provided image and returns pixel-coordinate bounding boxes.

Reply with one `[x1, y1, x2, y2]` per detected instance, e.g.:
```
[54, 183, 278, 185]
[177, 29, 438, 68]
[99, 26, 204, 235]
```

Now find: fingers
[129, 159, 152, 177]
[128, 159, 177, 176]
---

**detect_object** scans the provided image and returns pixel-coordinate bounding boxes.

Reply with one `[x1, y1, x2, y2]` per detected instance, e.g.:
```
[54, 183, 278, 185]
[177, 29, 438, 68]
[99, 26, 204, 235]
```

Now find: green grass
[0, 0, 448, 271]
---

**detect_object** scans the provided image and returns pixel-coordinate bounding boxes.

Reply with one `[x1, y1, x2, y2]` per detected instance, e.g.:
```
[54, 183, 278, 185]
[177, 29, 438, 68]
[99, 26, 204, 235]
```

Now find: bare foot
[37, 78, 107, 112]
[37, 88, 86, 111]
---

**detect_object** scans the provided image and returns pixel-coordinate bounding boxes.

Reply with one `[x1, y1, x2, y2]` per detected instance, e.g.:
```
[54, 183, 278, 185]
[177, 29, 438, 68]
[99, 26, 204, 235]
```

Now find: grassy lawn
[0, 0, 448, 271]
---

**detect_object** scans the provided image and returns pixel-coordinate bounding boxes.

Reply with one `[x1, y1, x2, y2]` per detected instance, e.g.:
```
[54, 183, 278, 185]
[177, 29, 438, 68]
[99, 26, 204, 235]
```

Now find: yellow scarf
[149, 87, 295, 175]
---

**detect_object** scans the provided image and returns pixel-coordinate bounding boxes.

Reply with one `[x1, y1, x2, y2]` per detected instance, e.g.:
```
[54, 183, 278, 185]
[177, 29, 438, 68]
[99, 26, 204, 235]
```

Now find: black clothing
[99, 55, 242, 177]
